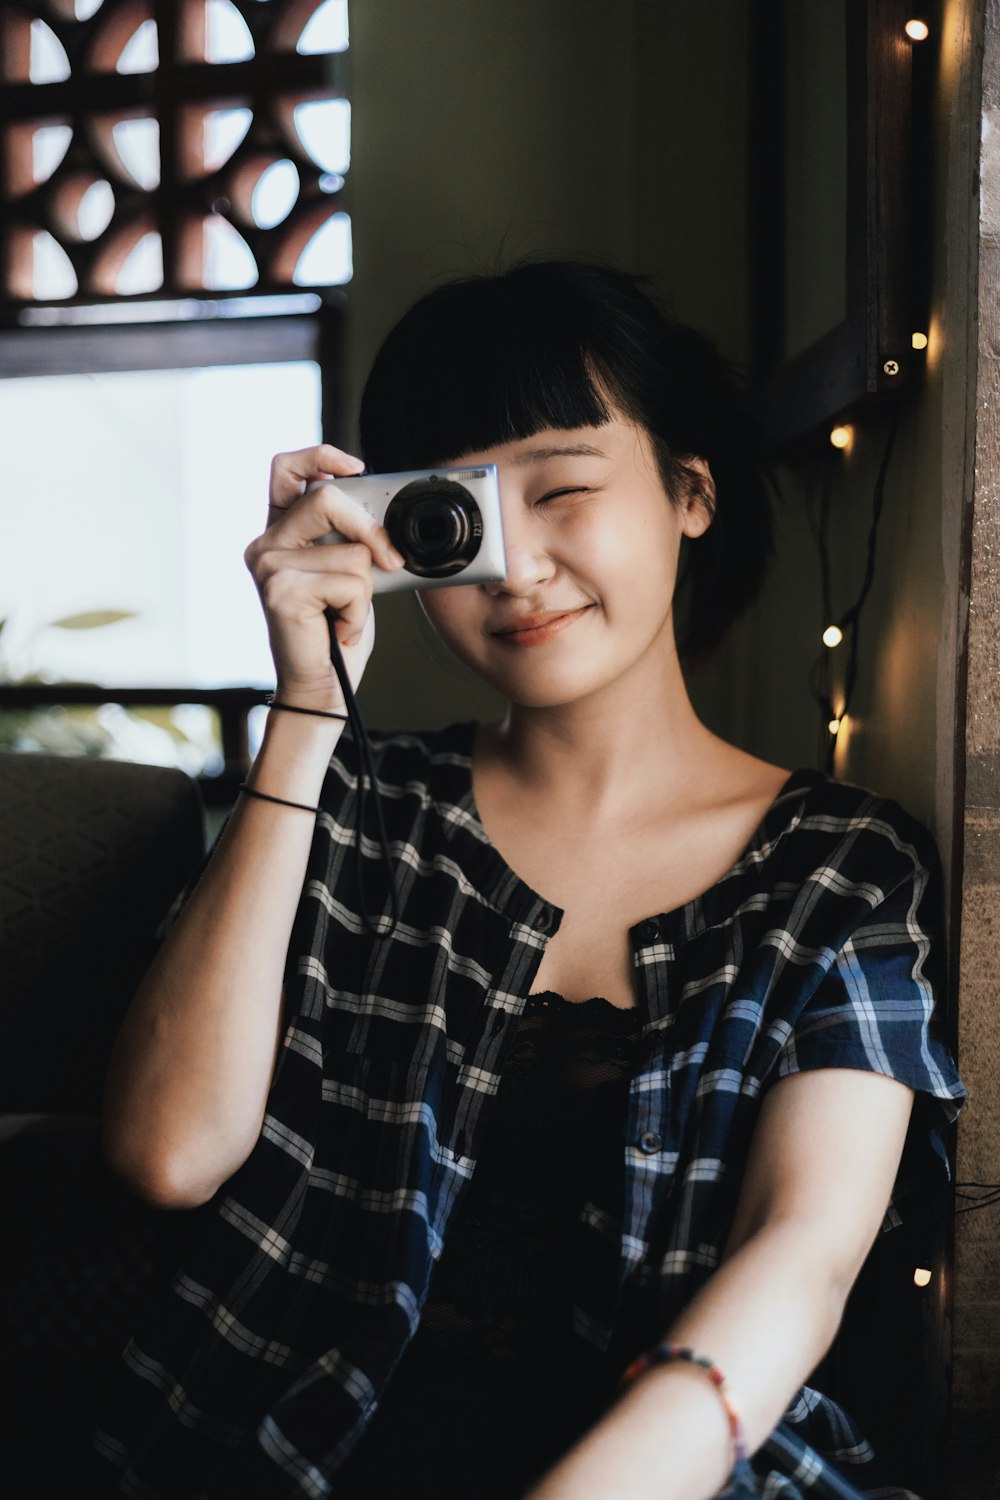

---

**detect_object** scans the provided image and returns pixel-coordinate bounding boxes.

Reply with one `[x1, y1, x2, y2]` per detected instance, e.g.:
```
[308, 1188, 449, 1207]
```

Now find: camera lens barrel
[384, 478, 484, 577]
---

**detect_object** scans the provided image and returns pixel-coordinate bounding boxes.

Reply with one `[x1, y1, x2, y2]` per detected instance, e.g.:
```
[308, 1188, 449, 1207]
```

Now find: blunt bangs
[359, 270, 623, 473]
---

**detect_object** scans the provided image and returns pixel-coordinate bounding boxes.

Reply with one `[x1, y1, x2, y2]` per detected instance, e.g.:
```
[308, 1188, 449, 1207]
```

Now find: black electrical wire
[838, 409, 899, 723]
[325, 609, 400, 938]
[808, 410, 899, 771]
[954, 1181, 1000, 1207]
[954, 1193, 1000, 1216]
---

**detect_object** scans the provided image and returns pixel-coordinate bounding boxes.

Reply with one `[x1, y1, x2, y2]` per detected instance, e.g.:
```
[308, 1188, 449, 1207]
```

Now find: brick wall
[950, 0, 1000, 1489]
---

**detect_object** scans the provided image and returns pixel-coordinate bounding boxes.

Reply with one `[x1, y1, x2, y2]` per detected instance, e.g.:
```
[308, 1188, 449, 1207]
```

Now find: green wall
[344, 0, 751, 733]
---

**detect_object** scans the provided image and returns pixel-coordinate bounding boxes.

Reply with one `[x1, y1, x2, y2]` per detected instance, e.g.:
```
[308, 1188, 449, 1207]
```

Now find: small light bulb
[822, 625, 844, 648]
[913, 1266, 932, 1287]
[905, 19, 930, 41]
[828, 717, 841, 736]
[912, 331, 929, 350]
[830, 425, 852, 450]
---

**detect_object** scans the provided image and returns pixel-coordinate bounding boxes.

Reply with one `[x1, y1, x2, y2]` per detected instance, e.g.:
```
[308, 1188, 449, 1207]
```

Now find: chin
[436, 632, 636, 709]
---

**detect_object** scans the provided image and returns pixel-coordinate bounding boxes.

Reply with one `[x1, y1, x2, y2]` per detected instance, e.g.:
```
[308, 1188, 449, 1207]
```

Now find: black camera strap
[325, 609, 400, 938]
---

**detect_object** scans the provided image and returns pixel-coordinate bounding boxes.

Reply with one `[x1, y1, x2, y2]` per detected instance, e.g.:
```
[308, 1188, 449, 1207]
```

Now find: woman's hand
[244, 443, 404, 709]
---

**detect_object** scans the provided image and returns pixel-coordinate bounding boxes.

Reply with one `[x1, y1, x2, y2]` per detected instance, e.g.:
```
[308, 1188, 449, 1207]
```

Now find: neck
[488, 639, 719, 819]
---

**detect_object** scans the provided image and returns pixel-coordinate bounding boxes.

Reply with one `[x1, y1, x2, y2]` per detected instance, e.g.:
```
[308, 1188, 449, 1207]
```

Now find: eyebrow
[509, 442, 608, 467]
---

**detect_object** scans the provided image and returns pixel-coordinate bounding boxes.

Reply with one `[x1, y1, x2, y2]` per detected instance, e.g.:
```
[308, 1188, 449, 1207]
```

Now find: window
[0, 0, 351, 304]
[0, 0, 352, 796]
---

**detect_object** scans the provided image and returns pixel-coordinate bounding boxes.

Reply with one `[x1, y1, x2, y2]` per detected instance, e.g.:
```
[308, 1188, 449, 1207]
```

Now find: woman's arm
[102, 445, 403, 1210]
[527, 1066, 914, 1500]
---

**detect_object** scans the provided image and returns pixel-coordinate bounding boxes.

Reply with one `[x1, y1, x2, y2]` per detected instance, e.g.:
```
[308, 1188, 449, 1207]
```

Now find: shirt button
[532, 908, 550, 933]
[638, 920, 659, 945]
[638, 1131, 663, 1154]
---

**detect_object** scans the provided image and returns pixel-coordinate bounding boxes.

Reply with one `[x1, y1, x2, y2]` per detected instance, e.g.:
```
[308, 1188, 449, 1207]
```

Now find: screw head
[883, 358, 900, 376]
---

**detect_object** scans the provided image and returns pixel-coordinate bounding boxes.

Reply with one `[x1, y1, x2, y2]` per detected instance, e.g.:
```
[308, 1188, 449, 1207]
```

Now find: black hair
[358, 258, 773, 662]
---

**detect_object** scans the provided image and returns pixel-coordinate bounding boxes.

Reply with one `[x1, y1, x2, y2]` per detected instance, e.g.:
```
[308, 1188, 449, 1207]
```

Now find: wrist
[620, 1345, 746, 1469]
[613, 1361, 736, 1499]
[273, 677, 349, 715]
[250, 697, 347, 793]
[528, 1360, 737, 1500]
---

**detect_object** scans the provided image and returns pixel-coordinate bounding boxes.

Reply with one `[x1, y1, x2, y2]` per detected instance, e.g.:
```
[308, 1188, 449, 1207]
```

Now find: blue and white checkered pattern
[95, 722, 965, 1498]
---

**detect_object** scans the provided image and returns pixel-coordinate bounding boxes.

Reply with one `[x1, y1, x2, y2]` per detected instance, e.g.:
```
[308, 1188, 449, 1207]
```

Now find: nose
[483, 501, 556, 596]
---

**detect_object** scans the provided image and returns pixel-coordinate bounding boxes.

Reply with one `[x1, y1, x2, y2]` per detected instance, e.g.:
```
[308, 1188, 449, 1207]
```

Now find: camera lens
[384, 478, 484, 578]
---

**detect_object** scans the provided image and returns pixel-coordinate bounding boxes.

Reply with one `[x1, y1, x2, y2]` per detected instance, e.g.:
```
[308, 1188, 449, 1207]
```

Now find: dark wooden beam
[0, 309, 329, 375]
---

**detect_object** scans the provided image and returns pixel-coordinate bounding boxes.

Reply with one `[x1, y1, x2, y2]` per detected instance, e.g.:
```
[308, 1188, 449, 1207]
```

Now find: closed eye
[538, 486, 592, 503]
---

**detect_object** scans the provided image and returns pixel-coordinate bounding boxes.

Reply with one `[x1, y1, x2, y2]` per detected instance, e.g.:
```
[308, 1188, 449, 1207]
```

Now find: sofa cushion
[0, 753, 204, 1112]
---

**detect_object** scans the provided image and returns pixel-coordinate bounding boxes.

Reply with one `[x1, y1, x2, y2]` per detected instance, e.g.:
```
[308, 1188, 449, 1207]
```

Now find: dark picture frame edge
[748, 0, 921, 454]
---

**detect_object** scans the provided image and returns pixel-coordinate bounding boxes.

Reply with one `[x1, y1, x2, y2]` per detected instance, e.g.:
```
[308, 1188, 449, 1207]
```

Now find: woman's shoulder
[764, 764, 942, 895]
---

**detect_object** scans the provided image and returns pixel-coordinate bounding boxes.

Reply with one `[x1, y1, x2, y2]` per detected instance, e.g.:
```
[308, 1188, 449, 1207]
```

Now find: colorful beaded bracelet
[620, 1343, 748, 1468]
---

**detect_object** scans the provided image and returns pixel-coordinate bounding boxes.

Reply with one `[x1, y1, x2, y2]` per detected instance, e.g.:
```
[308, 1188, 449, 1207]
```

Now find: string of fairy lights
[802, 16, 934, 771]
[807, 412, 898, 777]
[801, 12, 998, 1288]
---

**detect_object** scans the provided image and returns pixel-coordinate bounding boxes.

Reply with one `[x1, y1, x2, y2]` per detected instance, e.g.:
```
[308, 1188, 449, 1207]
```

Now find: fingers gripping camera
[315, 465, 507, 594]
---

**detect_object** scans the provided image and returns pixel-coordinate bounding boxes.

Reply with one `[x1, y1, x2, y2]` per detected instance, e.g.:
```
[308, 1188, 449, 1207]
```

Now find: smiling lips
[490, 605, 593, 647]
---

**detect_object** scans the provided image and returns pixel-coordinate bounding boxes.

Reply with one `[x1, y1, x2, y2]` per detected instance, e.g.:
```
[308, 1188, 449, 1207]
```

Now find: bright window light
[0, 362, 321, 689]
[32, 125, 73, 185]
[204, 108, 254, 172]
[112, 118, 161, 190]
[115, 231, 163, 294]
[117, 19, 159, 74]
[30, 19, 71, 84]
[293, 211, 352, 285]
[298, 0, 349, 54]
[294, 99, 351, 175]
[32, 231, 78, 300]
[206, 0, 255, 63]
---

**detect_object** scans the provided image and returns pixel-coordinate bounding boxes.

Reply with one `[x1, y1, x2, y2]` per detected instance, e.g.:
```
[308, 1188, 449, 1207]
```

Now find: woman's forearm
[529, 1218, 851, 1500]
[103, 709, 345, 1208]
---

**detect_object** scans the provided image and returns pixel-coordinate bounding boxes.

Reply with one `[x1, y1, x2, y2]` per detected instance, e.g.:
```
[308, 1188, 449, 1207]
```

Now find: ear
[677, 456, 715, 539]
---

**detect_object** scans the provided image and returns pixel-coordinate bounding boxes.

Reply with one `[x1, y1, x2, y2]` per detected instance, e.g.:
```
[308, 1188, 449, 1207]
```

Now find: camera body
[314, 464, 506, 594]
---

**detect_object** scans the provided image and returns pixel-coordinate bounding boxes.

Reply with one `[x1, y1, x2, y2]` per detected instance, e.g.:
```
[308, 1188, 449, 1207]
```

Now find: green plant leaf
[49, 610, 138, 631]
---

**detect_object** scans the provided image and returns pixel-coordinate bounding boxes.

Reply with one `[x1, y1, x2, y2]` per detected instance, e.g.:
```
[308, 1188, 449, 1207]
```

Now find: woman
[97, 261, 964, 1500]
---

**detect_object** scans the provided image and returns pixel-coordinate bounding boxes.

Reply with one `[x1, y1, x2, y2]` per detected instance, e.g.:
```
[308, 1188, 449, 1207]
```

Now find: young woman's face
[418, 414, 712, 709]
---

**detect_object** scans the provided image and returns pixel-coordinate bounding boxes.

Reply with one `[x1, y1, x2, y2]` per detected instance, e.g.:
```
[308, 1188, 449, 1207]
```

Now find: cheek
[566, 507, 632, 577]
[418, 589, 482, 657]
[580, 501, 681, 594]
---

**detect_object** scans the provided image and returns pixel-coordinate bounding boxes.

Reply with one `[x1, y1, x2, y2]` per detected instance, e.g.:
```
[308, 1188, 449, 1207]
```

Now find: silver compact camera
[313, 464, 507, 594]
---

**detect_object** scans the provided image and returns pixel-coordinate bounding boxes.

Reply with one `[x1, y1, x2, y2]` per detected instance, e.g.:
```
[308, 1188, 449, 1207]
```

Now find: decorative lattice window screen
[0, 0, 350, 314]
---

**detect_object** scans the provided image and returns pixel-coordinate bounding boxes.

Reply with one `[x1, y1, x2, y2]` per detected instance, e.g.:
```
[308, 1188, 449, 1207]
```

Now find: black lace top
[336, 992, 643, 1499]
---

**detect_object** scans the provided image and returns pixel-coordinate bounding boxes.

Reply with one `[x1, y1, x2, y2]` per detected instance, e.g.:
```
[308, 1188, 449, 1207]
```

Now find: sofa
[0, 752, 206, 1496]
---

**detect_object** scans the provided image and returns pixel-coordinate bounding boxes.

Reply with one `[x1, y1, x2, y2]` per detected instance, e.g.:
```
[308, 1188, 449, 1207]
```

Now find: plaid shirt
[95, 722, 965, 1500]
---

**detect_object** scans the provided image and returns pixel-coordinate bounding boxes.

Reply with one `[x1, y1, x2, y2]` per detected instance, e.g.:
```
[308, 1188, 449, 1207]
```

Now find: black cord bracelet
[239, 783, 322, 815]
[268, 699, 349, 722]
